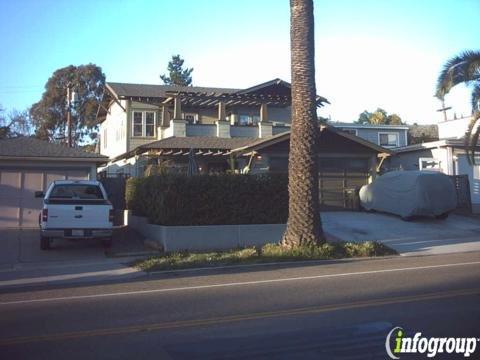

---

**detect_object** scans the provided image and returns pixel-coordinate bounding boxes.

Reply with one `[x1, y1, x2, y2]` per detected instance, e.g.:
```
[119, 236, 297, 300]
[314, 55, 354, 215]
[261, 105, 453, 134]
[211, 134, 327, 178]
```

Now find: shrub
[125, 174, 288, 226]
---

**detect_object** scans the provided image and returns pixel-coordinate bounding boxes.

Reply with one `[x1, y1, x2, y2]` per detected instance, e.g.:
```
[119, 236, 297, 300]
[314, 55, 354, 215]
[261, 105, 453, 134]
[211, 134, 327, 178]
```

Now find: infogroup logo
[385, 327, 479, 359]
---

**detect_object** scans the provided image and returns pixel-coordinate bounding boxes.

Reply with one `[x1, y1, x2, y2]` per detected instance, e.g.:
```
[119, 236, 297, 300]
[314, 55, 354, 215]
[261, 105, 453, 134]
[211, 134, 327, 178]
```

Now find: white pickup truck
[36, 180, 114, 250]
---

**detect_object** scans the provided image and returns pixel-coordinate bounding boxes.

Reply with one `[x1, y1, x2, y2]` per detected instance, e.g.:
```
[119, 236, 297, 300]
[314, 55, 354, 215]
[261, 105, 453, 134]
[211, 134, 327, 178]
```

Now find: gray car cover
[359, 170, 457, 218]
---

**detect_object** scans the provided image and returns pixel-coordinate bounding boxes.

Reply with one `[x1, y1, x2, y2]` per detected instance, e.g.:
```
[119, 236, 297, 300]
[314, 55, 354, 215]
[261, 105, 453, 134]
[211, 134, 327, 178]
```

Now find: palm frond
[465, 111, 480, 165]
[436, 50, 480, 99]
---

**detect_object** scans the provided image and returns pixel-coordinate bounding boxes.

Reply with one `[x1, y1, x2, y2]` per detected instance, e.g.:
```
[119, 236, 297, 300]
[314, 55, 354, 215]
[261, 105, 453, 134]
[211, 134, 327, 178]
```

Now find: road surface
[0, 251, 479, 359]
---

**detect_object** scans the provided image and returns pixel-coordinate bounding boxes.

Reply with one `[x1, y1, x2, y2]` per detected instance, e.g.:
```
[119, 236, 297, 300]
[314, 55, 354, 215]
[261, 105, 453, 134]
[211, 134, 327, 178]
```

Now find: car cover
[359, 170, 458, 218]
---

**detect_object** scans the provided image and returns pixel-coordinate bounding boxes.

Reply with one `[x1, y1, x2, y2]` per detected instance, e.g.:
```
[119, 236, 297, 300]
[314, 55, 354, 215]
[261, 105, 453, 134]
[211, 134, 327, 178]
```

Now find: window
[50, 185, 103, 200]
[133, 112, 143, 137]
[378, 132, 399, 147]
[419, 157, 441, 171]
[183, 113, 198, 124]
[341, 128, 358, 136]
[145, 112, 155, 137]
[238, 114, 259, 126]
[132, 111, 156, 137]
[474, 165, 480, 180]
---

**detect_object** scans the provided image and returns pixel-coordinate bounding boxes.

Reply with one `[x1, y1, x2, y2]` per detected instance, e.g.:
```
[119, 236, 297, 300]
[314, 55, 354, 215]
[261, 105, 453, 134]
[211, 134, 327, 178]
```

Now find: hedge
[125, 174, 288, 226]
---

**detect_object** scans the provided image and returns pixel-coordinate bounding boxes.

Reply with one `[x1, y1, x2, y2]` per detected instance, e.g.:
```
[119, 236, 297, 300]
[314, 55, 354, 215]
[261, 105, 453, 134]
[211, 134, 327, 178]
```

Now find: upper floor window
[238, 114, 260, 126]
[182, 113, 198, 124]
[378, 132, 399, 147]
[341, 128, 358, 136]
[145, 112, 155, 137]
[132, 111, 156, 137]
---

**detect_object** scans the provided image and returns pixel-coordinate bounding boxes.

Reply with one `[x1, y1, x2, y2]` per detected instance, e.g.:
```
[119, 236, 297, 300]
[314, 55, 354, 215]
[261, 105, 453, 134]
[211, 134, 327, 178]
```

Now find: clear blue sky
[0, 0, 478, 124]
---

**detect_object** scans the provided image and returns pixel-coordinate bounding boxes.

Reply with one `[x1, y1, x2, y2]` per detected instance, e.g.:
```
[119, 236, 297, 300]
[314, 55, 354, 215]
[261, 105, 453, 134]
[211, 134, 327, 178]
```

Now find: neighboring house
[389, 133, 480, 213]
[96, 78, 328, 176]
[0, 137, 108, 227]
[328, 122, 409, 148]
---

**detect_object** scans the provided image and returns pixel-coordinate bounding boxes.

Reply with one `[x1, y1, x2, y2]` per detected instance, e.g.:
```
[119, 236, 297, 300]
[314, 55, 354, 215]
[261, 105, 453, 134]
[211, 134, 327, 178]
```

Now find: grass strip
[135, 241, 397, 272]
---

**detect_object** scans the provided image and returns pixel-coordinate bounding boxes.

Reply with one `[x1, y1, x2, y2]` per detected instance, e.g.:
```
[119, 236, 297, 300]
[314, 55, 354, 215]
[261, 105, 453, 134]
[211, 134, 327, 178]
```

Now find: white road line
[1, 261, 479, 306]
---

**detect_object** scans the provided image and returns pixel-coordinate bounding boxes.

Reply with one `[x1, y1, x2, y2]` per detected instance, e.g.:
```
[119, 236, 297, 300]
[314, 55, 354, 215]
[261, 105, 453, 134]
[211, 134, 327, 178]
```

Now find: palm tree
[282, 0, 325, 247]
[436, 50, 480, 164]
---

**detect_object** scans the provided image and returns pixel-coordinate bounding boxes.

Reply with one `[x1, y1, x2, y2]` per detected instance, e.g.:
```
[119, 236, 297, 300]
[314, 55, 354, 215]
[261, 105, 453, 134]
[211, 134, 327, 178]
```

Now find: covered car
[359, 170, 457, 220]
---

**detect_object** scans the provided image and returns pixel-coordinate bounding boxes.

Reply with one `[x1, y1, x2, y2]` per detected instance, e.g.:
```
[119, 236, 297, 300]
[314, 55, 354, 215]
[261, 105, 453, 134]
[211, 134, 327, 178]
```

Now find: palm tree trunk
[282, 0, 325, 247]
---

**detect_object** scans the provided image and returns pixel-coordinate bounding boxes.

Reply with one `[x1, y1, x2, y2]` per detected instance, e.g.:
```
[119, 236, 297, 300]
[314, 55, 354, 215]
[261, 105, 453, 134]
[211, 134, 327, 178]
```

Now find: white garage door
[0, 169, 89, 228]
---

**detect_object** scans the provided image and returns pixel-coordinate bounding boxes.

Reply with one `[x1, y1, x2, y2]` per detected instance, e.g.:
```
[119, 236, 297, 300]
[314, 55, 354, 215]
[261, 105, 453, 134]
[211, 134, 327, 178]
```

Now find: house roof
[0, 137, 108, 162]
[106, 82, 240, 99]
[111, 136, 257, 161]
[394, 138, 480, 153]
[328, 121, 410, 130]
[231, 125, 392, 155]
[139, 136, 255, 151]
[99, 79, 330, 121]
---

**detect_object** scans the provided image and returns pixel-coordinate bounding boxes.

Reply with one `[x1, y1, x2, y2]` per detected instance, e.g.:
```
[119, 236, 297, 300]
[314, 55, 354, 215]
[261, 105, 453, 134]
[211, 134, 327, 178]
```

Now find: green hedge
[125, 174, 288, 226]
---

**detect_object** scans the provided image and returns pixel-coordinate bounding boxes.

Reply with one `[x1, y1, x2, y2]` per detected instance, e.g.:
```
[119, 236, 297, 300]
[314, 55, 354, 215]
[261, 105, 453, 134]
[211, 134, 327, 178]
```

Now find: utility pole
[436, 99, 452, 122]
[66, 84, 72, 147]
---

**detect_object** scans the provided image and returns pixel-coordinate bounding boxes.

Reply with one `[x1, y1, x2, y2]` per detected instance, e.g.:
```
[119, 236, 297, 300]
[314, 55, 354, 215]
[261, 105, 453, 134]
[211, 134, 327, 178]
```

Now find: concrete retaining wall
[124, 211, 285, 252]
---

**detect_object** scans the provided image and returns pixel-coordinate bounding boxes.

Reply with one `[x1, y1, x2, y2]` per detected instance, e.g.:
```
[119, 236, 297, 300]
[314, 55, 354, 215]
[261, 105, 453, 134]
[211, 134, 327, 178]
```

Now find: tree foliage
[29, 64, 105, 145]
[408, 124, 439, 145]
[355, 108, 403, 125]
[160, 55, 193, 86]
[436, 50, 480, 164]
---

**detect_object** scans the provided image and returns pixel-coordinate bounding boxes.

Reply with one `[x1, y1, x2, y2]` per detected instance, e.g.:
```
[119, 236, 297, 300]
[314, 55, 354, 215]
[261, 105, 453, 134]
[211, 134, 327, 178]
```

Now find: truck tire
[40, 236, 50, 250]
[102, 237, 113, 248]
[435, 212, 449, 220]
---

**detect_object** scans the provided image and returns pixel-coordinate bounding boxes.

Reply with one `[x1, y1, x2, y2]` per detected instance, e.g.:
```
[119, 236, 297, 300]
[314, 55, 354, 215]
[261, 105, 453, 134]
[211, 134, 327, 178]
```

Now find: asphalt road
[0, 252, 479, 359]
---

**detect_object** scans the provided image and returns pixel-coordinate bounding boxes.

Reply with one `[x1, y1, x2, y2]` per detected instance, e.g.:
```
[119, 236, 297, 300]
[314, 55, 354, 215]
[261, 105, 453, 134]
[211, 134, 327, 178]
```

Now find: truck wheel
[435, 212, 449, 220]
[40, 236, 50, 250]
[102, 237, 113, 248]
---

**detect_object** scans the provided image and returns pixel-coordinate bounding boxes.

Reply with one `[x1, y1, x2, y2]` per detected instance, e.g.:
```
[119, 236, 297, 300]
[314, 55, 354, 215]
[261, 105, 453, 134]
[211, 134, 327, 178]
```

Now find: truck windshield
[49, 185, 104, 200]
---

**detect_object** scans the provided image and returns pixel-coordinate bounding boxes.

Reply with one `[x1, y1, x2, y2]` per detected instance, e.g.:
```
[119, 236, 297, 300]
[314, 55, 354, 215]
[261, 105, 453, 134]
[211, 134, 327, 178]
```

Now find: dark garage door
[319, 158, 369, 209]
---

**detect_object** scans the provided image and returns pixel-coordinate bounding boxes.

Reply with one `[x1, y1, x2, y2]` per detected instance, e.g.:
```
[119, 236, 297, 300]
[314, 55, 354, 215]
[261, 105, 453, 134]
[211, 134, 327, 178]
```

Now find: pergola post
[166, 96, 186, 137]
[173, 97, 182, 120]
[258, 102, 272, 138]
[218, 101, 226, 121]
[161, 106, 169, 127]
[260, 103, 268, 122]
[216, 101, 230, 138]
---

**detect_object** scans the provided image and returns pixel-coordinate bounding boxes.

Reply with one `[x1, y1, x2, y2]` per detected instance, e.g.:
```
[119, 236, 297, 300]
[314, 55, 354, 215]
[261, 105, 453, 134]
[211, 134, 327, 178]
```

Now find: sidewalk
[0, 227, 158, 289]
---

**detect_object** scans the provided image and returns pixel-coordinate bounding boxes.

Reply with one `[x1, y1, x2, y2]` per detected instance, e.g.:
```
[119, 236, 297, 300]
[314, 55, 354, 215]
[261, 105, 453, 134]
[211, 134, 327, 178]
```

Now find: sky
[0, 0, 478, 125]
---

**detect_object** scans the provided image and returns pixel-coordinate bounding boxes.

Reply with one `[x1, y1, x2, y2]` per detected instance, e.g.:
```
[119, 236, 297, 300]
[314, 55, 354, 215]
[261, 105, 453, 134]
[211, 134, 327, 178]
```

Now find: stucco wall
[126, 212, 285, 252]
[438, 117, 473, 139]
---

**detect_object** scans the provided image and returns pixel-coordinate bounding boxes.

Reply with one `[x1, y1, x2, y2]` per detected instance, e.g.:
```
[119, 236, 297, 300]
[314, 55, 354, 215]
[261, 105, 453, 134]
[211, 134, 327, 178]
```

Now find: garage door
[0, 169, 89, 228]
[319, 158, 369, 209]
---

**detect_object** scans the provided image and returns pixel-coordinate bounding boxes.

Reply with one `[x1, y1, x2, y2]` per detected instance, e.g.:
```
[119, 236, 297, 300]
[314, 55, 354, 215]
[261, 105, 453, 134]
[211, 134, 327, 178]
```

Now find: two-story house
[97, 79, 329, 176]
[96, 79, 406, 208]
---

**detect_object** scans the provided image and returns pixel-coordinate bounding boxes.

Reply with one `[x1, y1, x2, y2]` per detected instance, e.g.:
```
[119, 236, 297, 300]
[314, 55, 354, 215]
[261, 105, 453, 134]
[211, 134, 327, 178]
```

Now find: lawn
[135, 241, 397, 272]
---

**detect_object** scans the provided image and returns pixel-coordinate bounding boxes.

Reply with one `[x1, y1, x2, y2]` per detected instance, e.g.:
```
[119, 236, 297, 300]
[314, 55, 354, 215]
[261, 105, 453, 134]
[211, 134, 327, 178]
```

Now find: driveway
[0, 228, 148, 288]
[0, 229, 108, 269]
[322, 212, 480, 256]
